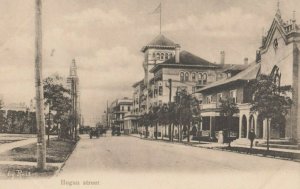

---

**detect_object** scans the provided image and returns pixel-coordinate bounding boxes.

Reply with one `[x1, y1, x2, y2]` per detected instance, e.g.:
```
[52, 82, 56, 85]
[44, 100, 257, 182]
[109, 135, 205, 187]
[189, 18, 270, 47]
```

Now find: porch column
[209, 116, 212, 138]
[246, 115, 249, 139]
[239, 114, 242, 139]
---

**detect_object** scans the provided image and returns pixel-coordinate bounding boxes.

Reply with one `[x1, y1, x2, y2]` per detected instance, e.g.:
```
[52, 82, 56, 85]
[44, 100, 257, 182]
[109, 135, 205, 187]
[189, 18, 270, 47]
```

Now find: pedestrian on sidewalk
[248, 129, 256, 154]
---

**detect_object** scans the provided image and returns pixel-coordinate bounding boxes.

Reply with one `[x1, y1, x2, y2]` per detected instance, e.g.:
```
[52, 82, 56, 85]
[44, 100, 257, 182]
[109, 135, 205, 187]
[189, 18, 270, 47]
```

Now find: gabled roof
[150, 50, 220, 73]
[196, 62, 260, 93]
[223, 64, 248, 73]
[261, 12, 300, 52]
[141, 34, 177, 52]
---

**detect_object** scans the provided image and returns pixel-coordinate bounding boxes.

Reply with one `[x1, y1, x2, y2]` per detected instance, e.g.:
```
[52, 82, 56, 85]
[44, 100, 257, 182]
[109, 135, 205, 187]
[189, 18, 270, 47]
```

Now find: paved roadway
[59, 134, 300, 189]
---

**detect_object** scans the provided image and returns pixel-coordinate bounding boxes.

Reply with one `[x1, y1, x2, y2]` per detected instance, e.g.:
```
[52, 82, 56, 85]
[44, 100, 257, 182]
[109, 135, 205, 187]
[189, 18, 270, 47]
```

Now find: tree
[43, 74, 72, 140]
[174, 89, 200, 143]
[249, 74, 292, 151]
[219, 97, 239, 147]
[0, 100, 5, 133]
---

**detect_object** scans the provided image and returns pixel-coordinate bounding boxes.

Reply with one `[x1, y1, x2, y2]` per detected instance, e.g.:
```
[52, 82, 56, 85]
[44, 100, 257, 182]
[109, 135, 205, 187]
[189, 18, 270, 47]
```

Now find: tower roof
[141, 34, 177, 52]
[150, 50, 220, 73]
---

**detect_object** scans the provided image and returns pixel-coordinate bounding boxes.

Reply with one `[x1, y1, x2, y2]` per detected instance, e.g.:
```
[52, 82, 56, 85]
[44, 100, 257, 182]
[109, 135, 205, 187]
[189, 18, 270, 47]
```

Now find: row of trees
[139, 89, 200, 143]
[138, 73, 293, 151]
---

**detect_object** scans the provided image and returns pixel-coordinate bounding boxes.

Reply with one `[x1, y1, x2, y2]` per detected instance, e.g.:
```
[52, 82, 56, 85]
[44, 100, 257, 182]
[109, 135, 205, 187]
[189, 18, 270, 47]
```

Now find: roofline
[150, 63, 220, 73]
[196, 79, 249, 93]
[141, 45, 177, 53]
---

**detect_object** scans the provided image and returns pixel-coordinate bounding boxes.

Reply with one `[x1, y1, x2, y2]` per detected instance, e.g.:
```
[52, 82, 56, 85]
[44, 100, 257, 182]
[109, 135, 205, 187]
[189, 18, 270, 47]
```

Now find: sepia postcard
[0, 0, 299, 188]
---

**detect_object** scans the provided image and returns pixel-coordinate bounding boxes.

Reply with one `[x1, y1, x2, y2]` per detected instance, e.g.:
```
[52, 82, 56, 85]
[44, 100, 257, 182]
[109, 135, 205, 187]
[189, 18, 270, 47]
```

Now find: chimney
[244, 57, 248, 65]
[220, 51, 225, 65]
[175, 44, 180, 63]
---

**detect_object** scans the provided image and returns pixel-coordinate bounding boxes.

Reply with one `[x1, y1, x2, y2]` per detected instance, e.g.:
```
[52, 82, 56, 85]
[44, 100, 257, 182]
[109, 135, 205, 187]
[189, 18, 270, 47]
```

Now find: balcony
[200, 102, 217, 110]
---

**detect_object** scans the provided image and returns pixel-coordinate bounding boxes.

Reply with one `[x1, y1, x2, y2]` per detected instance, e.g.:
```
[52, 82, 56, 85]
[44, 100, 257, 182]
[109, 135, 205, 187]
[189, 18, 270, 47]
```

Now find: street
[59, 135, 300, 189]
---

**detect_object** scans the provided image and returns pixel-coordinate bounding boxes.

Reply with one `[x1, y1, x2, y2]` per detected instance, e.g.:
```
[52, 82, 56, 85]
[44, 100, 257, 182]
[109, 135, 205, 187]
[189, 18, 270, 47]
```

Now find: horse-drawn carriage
[89, 125, 107, 139]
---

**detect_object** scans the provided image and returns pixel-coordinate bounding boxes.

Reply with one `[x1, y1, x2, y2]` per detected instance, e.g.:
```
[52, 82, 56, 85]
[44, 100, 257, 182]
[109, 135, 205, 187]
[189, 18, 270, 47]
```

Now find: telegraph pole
[167, 79, 172, 141]
[106, 101, 109, 129]
[35, 0, 46, 170]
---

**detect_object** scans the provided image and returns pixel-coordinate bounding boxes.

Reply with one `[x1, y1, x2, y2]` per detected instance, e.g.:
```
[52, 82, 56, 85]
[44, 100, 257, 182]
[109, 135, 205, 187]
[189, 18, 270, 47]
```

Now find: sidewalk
[131, 134, 300, 155]
[0, 135, 56, 154]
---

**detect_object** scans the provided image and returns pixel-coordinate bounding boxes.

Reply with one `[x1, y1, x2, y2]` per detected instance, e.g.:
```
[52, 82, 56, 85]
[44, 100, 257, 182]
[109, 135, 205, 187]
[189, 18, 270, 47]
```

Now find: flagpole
[160, 3, 162, 34]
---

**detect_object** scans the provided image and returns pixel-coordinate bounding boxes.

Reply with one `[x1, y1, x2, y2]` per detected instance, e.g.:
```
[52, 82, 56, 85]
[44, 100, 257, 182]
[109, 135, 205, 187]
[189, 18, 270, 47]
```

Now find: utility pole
[167, 79, 172, 141]
[47, 101, 51, 147]
[74, 78, 78, 141]
[106, 101, 109, 129]
[35, 0, 46, 170]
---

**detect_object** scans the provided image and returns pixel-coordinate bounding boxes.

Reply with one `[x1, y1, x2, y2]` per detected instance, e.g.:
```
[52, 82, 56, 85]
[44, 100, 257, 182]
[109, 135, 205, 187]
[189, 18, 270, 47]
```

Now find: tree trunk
[267, 118, 270, 151]
[169, 123, 172, 141]
[187, 123, 191, 143]
[145, 125, 149, 138]
[171, 123, 174, 142]
[155, 123, 158, 140]
[178, 124, 182, 142]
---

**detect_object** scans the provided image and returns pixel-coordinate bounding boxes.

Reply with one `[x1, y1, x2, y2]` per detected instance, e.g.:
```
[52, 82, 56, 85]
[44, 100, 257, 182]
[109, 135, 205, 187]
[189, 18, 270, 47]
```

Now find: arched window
[152, 52, 155, 58]
[185, 72, 189, 81]
[191, 73, 196, 81]
[198, 73, 203, 85]
[169, 53, 172, 58]
[165, 53, 169, 59]
[156, 52, 160, 60]
[180, 72, 184, 82]
[160, 53, 164, 60]
[271, 66, 281, 88]
[202, 73, 207, 85]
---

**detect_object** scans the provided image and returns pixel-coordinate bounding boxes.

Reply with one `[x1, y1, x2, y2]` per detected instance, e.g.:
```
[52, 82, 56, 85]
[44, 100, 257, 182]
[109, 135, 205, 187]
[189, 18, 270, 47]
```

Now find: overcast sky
[0, 0, 299, 125]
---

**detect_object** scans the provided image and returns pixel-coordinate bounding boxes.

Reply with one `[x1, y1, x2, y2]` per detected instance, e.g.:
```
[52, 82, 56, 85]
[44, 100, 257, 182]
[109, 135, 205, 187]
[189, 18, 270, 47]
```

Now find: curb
[132, 135, 300, 163]
[54, 138, 80, 176]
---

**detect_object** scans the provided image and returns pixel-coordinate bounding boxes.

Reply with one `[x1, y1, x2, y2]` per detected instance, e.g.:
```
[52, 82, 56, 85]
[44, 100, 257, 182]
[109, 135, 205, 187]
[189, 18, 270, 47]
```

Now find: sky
[0, 0, 299, 125]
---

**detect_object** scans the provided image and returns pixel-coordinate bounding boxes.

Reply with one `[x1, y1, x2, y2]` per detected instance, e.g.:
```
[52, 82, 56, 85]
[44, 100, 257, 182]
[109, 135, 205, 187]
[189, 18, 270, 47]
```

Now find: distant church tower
[67, 59, 81, 133]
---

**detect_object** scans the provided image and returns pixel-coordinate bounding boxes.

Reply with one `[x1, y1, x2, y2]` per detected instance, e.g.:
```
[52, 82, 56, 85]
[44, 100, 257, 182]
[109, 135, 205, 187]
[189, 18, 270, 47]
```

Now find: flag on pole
[150, 3, 161, 14]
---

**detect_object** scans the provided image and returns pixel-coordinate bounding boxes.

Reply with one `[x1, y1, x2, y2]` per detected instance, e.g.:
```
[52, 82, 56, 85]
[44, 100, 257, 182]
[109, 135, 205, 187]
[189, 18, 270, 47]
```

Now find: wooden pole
[35, 0, 46, 170]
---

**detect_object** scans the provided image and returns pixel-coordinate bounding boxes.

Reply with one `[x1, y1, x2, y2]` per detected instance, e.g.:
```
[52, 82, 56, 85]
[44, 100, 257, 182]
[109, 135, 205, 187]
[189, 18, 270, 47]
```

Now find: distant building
[109, 97, 133, 134]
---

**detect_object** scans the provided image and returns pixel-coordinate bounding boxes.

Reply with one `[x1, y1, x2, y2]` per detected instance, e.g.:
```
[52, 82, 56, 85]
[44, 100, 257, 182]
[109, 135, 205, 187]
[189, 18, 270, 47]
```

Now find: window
[202, 73, 207, 85]
[121, 106, 124, 111]
[165, 53, 169, 59]
[152, 52, 155, 58]
[185, 72, 189, 81]
[128, 106, 131, 111]
[169, 53, 172, 58]
[160, 53, 164, 60]
[192, 73, 196, 81]
[198, 73, 203, 85]
[180, 72, 184, 82]
[271, 66, 281, 92]
[230, 90, 237, 103]
[158, 86, 163, 96]
[156, 52, 160, 60]
[206, 96, 212, 104]
[217, 93, 222, 102]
